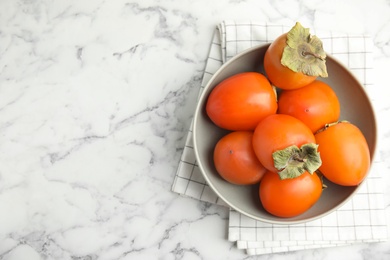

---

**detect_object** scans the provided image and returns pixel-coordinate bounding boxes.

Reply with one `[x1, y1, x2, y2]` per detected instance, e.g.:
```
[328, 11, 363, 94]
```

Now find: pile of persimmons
[205, 22, 370, 218]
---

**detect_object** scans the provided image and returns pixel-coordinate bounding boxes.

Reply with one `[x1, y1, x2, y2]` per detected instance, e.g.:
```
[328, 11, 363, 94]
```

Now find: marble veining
[0, 0, 390, 259]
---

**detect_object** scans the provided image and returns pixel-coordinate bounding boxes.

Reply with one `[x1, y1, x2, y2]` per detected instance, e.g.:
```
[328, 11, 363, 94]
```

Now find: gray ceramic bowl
[193, 43, 377, 224]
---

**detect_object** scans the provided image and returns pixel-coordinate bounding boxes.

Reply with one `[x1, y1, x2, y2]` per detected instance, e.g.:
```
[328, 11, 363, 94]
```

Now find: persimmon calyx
[272, 143, 322, 180]
[281, 22, 328, 77]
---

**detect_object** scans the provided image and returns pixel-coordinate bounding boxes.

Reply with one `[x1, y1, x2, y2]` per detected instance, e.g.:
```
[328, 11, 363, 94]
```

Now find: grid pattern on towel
[171, 31, 226, 206]
[171, 21, 388, 255]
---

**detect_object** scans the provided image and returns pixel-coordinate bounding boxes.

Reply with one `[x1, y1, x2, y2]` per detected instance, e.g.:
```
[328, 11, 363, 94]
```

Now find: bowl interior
[193, 44, 377, 224]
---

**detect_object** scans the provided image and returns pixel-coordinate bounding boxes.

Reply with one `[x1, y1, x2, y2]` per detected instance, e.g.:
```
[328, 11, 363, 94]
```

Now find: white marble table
[0, 0, 389, 259]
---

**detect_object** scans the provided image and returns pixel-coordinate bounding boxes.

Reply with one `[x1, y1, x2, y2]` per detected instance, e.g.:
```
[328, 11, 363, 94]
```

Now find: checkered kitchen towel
[171, 21, 388, 255]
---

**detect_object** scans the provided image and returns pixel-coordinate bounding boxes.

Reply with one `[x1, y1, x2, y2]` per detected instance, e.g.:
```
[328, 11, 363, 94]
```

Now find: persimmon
[264, 22, 328, 90]
[213, 131, 267, 185]
[206, 72, 277, 131]
[278, 80, 340, 133]
[315, 121, 371, 186]
[259, 170, 322, 217]
[252, 114, 321, 180]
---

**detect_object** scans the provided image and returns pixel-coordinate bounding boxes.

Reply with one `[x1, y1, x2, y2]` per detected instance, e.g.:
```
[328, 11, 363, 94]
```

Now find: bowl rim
[193, 43, 378, 224]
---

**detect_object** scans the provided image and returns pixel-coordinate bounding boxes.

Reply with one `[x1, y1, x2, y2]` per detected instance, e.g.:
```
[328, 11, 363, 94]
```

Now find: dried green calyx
[272, 143, 322, 180]
[281, 22, 328, 77]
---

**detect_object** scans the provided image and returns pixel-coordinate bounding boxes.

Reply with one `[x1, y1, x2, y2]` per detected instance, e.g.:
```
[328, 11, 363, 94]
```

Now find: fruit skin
[278, 80, 340, 133]
[213, 131, 267, 185]
[264, 33, 317, 90]
[252, 114, 316, 173]
[315, 121, 371, 186]
[206, 72, 277, 131]
[259, 170, 323, 218]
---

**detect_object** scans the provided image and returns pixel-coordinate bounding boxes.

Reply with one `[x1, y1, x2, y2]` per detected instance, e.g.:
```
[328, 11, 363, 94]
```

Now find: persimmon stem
[301, 50, 325, 61]
[315, 120, 350, 134]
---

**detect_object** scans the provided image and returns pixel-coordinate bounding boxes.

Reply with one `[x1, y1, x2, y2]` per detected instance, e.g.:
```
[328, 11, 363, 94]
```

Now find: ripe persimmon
[315, 121, 370, 186]
[214, 131, 267, 185]
[278, 80, 340, 133]
[259, 170, 322, 217]
[206, 72, 277, 131]
[264, 22, 328, 90]
[252, 114, 321, 180]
